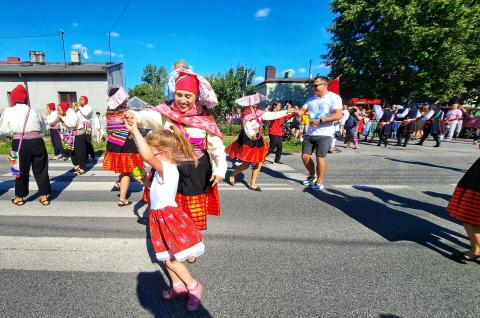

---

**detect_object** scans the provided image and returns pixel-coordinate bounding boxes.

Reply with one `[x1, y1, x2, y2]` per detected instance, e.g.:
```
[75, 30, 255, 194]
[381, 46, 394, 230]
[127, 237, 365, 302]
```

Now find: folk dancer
[130, 70, 226, 231]
[103, 87, 145, 207]
[227, 94, 297, 190]
[376, 105, 395, 147]
[78, 96, 95, 160]
[0, 85, 51, 206]
[416, 103, 445, 147]
[45, 102, 68, 160]
[395, 103, 420, 147]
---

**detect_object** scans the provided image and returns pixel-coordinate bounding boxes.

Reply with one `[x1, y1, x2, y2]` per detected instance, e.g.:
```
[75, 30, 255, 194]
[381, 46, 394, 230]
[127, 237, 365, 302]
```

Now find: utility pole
[308, 59, 313, 79]
[60, 29, 67, 68]
[108, 31, 112, 64]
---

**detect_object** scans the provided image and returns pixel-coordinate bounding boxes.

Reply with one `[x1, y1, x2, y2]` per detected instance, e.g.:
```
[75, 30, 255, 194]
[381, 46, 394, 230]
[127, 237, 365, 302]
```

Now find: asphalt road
[0, 138, 479, 318]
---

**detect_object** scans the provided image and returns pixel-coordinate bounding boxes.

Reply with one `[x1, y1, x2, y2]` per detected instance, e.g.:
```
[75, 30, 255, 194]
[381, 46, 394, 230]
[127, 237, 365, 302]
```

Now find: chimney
[70, 51, 81, 64]
[284, 70, 293, 78]
[29, 51, 45, 64]
[265, 66, 276, 81]
[7, 57, 21, 64]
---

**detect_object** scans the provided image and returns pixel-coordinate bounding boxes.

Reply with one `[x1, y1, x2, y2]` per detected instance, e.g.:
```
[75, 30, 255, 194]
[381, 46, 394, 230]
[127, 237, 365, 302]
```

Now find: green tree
[206, 66, 256, 119]
[129, 64, 168, 105]
[326, 0, 480, 103]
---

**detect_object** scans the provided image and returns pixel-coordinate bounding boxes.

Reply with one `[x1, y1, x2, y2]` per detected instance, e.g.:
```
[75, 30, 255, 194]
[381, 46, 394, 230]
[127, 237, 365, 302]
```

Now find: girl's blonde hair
[147, 125, 198, 166]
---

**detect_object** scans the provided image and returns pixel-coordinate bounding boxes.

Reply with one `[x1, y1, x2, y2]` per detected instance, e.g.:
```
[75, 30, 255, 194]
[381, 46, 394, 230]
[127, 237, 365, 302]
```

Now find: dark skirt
[398, 120, 417, 134]
[447, 157, 480, 226]
[226, 131, 269, 164]
[175, 153, 220, 231]
[377, 123, 392, 136]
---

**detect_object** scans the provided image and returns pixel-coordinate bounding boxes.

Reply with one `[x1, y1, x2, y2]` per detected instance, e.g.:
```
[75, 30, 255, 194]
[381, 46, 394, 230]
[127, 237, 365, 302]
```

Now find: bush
[219, 123, 241, 136]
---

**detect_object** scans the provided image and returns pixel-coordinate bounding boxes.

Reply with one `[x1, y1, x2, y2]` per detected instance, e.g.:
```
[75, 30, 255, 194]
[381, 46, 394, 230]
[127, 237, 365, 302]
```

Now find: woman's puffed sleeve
[206, 133, 227, 178]
[63, 109, 78, 129]
[0, 108, 11, 135]
[243, 119, 259, 140]
[260, 110, 288, 121]
[46, 112, 58, 125]
[133, 110, 164, 129]
[36, 110, 47, 132]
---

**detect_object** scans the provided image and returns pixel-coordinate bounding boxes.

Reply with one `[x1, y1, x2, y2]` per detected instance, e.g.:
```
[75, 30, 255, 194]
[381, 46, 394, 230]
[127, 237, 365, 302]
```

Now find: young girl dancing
[125, 114, 205, 312]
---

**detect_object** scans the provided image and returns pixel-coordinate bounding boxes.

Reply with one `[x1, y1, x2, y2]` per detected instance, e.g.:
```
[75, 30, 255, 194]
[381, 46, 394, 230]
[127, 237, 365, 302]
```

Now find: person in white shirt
[296, 76, 343, 191]
[0, 85, 51, 206]
[93, 112, 104, 142]
[78, 96, 95, 160]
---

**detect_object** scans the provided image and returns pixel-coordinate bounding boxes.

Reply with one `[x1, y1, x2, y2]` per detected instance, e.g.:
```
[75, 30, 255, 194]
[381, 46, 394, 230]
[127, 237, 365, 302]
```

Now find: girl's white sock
[187, 280, 198, 290]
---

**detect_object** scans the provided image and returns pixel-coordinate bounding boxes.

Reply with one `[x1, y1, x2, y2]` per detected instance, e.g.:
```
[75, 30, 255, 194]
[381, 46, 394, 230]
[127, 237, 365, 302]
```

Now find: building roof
[255, 77, 311, 87]
[0, 62, 122, 75]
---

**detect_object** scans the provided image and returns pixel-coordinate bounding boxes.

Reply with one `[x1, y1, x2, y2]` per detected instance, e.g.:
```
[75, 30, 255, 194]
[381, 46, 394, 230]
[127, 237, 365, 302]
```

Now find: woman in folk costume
[103, 87, 144, 207]
[45, 102, 68, 160]
[78, 96, 95, 161]
[447, 157, 480, 265]
[0, 84, 51, 206]
[130, 70, 226, 231]
[55, 102, 87, 175]
[226, 93, 297, 191]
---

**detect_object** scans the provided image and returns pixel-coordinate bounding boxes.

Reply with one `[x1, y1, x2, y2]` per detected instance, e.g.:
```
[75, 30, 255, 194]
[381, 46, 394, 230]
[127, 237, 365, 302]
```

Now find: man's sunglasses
[312, 83, 327, 88]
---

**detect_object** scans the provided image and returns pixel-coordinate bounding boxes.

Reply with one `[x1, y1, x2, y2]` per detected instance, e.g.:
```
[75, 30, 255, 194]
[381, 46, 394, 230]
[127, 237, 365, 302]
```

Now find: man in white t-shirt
[296, 76, 343, 190]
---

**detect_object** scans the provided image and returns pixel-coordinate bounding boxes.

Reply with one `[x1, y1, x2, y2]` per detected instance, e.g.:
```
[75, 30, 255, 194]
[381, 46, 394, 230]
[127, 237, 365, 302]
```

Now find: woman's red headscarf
[175, 72, 200, 96]
[10, 85, 28, 106]
[58, 102, 70, 113]
[81, 96, 89, 104]
[47, 103, 56, 111]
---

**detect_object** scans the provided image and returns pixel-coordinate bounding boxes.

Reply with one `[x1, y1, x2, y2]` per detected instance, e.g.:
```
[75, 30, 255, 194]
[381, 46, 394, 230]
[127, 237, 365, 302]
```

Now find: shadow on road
[383, 158, 467, 173]
[137, 271, 212, 318]
[423, 191, 452, 202]
[306, 187, 469, 263]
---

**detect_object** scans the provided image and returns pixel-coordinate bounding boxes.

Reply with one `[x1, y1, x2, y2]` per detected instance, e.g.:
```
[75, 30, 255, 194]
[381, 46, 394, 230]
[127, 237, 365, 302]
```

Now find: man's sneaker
[310, 181, 325, 191]
[302, 176, 315, 186]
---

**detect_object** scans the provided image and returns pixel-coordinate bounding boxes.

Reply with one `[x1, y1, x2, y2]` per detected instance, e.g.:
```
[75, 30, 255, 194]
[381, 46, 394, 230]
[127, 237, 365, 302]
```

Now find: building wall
[0, 75, 109, 114]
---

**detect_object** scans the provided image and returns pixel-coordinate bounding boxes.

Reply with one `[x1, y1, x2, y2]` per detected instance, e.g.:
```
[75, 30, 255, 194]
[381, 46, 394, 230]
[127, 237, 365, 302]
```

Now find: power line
[109, 0, 133, 31]
[0, 33, 60, 39]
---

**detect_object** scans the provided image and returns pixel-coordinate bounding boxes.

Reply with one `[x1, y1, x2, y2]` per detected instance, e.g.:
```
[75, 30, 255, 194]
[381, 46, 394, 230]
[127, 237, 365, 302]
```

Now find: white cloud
[72, 22, 79, 27]
[254, 8, 271, 19]
[108, 32, 120, 37]
[71, 43, 83, 50]
[146, 43, 154, 48]
[254, 76, 265, 83]
[282, 69, 295, 75]
[298, 68, 306, 73]
[312, 63, 329, 69]
[94, 49, 123, 58]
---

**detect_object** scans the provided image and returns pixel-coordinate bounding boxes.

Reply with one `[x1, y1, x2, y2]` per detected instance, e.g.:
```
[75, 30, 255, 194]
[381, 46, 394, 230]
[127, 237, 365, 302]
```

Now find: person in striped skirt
[447, 158, 480, 264]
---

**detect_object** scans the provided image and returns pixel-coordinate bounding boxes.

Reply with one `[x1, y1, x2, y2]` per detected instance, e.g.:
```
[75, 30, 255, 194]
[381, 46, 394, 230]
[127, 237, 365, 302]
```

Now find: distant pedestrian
[94, 112, 104, 142]
[267, 101, 295, 164]
[125, 116, 205, 311]
[447, 157, 480, 264]
[444, 103, 463, 141]
[296, 76, 343, 191]
[344, 106, 361, 149]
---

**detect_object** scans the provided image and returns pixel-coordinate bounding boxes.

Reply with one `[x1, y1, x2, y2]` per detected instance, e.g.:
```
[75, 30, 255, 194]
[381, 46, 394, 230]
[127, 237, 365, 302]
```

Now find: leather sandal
[39, 197, 50, 206]
[11, 197, 25, 206]
[118, 200, 132, 207]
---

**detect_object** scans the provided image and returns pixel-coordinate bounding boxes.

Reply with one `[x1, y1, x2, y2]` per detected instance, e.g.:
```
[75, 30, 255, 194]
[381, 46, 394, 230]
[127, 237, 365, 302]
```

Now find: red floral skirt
[149, 206, 205, 261]
[103, 151, 144, 174]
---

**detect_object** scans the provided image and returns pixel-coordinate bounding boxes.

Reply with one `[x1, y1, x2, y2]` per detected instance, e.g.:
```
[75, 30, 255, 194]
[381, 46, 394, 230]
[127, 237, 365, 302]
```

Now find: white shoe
[302, 176, 315, 186]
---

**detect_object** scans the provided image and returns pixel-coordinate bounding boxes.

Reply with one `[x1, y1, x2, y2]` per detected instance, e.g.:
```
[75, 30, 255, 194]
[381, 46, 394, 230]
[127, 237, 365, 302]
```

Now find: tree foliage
[326, 0, 480, 104]
[206, 66, 256, 119]
[129, 64, 168, 105]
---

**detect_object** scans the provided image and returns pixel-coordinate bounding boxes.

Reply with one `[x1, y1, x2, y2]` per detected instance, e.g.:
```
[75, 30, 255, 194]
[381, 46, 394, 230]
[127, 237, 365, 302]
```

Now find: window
[58, 92, 77, 106]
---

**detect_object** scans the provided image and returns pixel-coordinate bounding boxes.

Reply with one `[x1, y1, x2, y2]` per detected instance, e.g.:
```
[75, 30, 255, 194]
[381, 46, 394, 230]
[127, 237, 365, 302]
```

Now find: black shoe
[402, 144, 407, 147]
[274, 161, 284, 164]
[434, 144, 440, 148]
[415, 142, 423, 146]
[377, 143, 381, 146]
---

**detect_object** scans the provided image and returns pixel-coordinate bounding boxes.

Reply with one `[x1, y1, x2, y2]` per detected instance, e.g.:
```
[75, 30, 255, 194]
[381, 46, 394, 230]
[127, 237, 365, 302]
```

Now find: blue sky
[0, 0, 334, 88]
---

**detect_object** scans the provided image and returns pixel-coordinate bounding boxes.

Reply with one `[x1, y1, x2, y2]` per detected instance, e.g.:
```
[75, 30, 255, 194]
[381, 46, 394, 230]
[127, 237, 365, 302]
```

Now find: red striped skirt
[149, 206, 205, 261]
[175, 185, 220, 231]
[103, 151, 144, 174]
[447, 158, 480, 227]
[226, 141, 269, 164]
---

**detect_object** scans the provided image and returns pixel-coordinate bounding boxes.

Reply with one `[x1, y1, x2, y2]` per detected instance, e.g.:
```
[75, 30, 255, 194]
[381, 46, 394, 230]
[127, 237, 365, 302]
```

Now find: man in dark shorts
[296, 76, 343, 191]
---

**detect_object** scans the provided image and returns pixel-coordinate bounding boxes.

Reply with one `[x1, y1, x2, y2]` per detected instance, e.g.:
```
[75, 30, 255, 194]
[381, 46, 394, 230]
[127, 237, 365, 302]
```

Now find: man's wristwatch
[319, 119, 323, 125]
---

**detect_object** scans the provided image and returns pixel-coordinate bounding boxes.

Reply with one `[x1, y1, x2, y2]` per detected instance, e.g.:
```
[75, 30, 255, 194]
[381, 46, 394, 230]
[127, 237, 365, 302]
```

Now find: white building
[0, 51, 124, 114]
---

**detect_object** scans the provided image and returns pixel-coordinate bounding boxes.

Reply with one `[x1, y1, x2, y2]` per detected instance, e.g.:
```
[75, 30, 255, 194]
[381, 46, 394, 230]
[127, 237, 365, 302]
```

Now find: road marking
[0, 181, 293, 192]
[262, 163, 295, 172]
[0, 236, 158, 273]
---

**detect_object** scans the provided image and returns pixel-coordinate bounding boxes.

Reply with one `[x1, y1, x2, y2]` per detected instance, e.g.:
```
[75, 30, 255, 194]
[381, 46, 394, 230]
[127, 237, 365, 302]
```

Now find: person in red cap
[53, 101, 88, 175]
[45, 102, 68, 160]
[78, 95, 95, 161]
[0, 84, 51, 206]
[127, 69, 226, 238]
